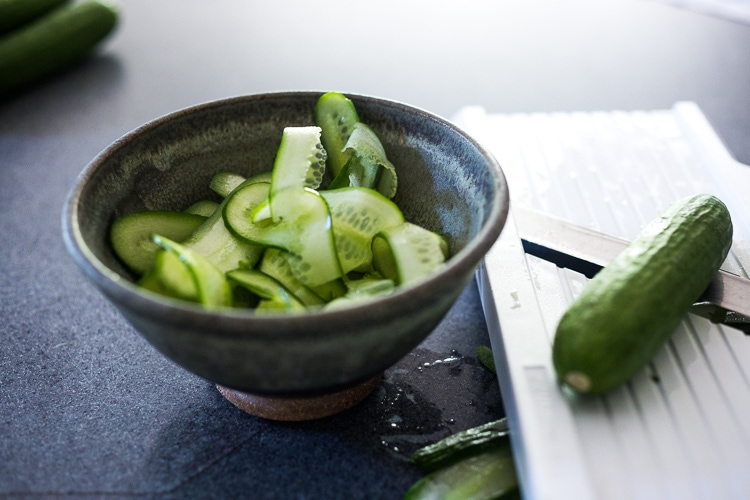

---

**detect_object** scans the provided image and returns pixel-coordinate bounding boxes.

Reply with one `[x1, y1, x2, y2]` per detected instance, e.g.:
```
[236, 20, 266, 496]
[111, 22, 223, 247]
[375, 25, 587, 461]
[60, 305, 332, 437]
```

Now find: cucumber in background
[0, 0, 70, 36]
[0, 0, 119, 96]
[552, 194, 733, 394]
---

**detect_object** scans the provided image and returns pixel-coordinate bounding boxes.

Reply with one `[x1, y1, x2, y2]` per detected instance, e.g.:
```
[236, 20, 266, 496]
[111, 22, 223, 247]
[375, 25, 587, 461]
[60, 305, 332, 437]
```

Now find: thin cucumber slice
[325, 275, 395, 310]
[259, 249, 325, 307]
[372, 222, 449, 285]
[330, 123, 398, 198]
[184, 200, 220, 217]
[409, 419, 511, 473]
[222, 182, 282, 247]
[153, 235, 232, 309]
[209, 171, 271, 198]
[268, 126, 326, 221]
[227, 269, 304, 311]
[315, 91, 360, 178]
[403, 447, 519, 500]
[138, 249, 199, 302]
[224, 185, 343, 287]
[309, 278, 347, 302]
[210, 171, 248, 198]
[184, 185, 266, 273]
[321, 187, 405, 273]
[270, 188, 342, 287]
[110, 210, 206, 275]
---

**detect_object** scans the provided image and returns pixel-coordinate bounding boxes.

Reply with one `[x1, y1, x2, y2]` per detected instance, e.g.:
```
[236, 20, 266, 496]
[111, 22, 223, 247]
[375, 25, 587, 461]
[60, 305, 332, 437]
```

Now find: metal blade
[513, 205, 750, 319]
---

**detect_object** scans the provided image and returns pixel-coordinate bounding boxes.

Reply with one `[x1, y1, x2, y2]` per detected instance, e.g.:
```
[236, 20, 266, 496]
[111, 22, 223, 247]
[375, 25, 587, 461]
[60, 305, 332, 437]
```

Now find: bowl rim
[62, 90, 510, 338]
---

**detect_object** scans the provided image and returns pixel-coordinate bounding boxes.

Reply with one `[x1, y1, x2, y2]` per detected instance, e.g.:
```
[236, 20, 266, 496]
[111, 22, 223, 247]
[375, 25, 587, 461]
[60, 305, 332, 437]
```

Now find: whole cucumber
[0, 0, 118, 96]
[552, 194, 733, 394]
[0, 0, 70, 35]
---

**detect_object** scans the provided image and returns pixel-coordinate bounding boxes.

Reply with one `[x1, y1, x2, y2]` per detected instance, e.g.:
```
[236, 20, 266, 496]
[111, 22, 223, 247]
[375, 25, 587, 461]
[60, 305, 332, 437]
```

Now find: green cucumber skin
[0, 0, 70, 35]
[552, 194, 733, 394]
[0, 0, 118, 95]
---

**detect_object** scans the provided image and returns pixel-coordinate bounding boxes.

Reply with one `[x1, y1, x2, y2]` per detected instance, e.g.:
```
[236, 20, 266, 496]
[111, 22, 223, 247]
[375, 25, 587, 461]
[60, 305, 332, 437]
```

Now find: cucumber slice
[268, 126, 326, 220]
[184, 186, 265, 273]
[309, 278, 347, 302]
[329, 123, 398, 198]
[315, 91, 360, 178]
[372, 223, 449, 285]
[109, 210, 206, 275]
[209, 171, 271, 198]
[409, 419, 511, 473]
[224, 184, 343, 287]
[403, 447, 519, 500]
[222, 182, 278, 246]
[321, 187, 405, 273]
[227, 269, 304, 311]
[259, 249, 325, 307]
[210, 171, 248, 198]
[153, 235, 232, 309]
[138, 249, 199, 302]
[184, 200, 220, 217]
[324, 275, 395, 310]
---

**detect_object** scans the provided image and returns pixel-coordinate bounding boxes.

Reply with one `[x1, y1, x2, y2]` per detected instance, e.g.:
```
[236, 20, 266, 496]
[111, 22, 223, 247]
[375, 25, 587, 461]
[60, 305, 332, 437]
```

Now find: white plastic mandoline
[453, 102, 750, 500]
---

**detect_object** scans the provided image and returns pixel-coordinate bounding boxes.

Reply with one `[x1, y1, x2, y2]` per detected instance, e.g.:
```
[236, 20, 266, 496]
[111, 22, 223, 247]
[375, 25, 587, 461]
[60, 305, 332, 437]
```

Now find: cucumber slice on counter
[109, 210, 206, 275]
[404, 447, 520, 500]
[372, 222, 449, 285]
[409, 419, 511, 472]
[315, 91, 360, 178]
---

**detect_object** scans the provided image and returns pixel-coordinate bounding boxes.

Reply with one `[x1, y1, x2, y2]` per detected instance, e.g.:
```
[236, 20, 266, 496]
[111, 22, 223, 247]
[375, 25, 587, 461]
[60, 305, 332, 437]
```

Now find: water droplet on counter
[510, 290, 521, 309]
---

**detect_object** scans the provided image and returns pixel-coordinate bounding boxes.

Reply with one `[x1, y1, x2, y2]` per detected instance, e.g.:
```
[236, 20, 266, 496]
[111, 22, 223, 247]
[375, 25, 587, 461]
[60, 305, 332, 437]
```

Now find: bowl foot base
[216, 375, 381, 421]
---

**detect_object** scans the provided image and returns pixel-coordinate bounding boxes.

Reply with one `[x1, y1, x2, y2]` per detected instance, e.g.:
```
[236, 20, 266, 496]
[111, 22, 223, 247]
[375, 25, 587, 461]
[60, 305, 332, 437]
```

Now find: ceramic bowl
[63, 91, 509, 396]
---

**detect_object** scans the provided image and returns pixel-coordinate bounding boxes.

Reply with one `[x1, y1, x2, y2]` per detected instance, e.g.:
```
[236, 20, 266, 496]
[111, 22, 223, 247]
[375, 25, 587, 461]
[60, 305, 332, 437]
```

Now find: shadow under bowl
[62, 91, 509, 396]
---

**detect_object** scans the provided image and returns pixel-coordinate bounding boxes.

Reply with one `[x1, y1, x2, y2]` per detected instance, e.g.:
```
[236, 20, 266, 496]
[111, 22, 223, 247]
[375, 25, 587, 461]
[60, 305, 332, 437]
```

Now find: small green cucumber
[0, 0, 69, 35]
[0, 0, 119, 95]
[552, 194, 733, 394]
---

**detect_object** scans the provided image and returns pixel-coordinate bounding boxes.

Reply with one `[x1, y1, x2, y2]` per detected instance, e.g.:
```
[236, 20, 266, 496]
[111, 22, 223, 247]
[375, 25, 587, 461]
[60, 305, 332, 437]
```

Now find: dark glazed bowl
[63, 92, 509, 396]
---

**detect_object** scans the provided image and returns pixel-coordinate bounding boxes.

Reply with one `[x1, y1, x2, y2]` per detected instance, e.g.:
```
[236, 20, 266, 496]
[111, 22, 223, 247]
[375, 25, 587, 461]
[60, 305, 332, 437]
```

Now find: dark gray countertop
[2, 1, 749, 498]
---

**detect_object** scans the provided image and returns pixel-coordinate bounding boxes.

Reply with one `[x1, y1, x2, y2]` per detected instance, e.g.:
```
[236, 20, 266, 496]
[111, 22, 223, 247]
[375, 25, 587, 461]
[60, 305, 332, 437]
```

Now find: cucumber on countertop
[0, 0, 69, 35]
[552, 194, 733, 394]
[0, 0, 119, 96]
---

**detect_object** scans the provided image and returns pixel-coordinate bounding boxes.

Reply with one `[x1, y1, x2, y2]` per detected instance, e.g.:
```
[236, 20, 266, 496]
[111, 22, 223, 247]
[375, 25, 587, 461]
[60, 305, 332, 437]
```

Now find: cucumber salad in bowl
[109, 92, 449, 312]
